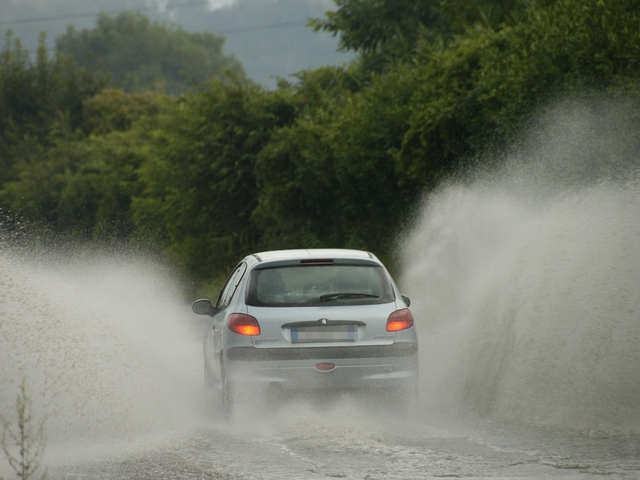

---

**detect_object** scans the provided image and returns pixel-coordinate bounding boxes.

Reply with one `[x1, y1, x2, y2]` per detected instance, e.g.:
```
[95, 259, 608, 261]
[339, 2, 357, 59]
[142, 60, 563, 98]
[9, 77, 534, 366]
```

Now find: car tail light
[386, 309, 414, 332]
[228, 313, 261, 336]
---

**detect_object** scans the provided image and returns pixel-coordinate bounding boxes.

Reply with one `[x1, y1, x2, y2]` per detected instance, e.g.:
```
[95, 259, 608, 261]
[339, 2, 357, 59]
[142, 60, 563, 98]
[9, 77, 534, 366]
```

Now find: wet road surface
[47, 399, 640, 480]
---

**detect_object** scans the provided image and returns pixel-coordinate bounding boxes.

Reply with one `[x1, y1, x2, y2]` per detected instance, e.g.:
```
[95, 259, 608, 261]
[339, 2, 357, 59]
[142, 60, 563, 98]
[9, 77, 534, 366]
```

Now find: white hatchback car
[192, 249, 418, 417]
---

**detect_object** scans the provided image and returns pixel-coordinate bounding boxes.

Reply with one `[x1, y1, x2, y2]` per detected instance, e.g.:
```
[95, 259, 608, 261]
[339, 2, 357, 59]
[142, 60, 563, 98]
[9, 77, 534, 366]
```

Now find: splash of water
[0, 249, 206, 456]
[401, 98, 640, 432]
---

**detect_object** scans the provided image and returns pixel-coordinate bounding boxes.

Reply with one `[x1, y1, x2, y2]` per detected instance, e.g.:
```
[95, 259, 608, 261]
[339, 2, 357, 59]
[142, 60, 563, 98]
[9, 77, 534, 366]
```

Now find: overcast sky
[0, 0, 348, 87]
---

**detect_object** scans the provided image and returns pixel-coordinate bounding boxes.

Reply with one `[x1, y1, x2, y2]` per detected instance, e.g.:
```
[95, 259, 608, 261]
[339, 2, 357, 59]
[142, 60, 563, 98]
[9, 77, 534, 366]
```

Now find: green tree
[3, 0, 640, 292]
[310, 0, 446, 55]
[56, 11, 245, 96]
[132, 76, 295, 283]
[259, 0, 640, 267]
[254, 65, 421, 256]
[0, 89, 167, 242]
[309, 0, 550, 74]
[82, 88, 164, 135]
[440, 0, 556, 32]
[309, 0, 446, 75]
[0, 30, 107, 188]
[397, 0, 640, 184]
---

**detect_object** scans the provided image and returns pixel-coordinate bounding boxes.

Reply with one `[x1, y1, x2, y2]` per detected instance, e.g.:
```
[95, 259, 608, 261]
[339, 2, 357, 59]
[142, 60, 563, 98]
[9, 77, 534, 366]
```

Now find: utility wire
[22, 19, 308, 55]
[0, 3, 308, 35]
[24, 17, 307, 53]
[0, 0, 241, 27]
[1, 1, 312, 55]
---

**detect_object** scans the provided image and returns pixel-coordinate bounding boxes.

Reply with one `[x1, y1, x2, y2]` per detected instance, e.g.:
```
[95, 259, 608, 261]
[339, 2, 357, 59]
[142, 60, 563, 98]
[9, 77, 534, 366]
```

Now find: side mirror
[192, 299, 217, 316]
[401, 295, 411, 307]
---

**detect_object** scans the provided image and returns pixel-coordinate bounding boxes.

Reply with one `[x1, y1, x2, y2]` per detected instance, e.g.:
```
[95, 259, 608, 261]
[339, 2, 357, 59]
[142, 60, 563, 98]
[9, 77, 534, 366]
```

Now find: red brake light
[386, 309, 414, 332]
[228, 313, 261, 336]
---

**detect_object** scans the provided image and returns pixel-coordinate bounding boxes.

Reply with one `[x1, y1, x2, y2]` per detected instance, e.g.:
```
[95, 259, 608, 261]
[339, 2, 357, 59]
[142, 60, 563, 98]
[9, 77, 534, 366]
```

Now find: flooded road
[2, 246, 638, 480]
[2, 102, 640, 479]
[45, 407, 640, 479]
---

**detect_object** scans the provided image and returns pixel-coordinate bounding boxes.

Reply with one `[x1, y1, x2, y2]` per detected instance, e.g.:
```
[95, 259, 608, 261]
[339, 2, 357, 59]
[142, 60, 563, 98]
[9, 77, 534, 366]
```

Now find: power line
[0, 1, 214, 27]
[1, 1, 312, 56]
[0, 2, 308, 37]
[18, 19, 308, 56]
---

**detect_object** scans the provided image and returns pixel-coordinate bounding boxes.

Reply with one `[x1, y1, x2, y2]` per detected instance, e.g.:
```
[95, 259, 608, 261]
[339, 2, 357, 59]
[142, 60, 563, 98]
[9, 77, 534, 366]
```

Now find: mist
[401, 97, 640, 433]
[0, 248, 205, 454]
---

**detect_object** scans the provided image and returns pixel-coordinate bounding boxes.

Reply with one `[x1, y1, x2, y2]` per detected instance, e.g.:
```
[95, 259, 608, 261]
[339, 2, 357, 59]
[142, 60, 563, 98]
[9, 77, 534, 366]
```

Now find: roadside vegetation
[56, 11, 244, 96]
[1, 0, 639, 294]
[0, 381, 46, 480]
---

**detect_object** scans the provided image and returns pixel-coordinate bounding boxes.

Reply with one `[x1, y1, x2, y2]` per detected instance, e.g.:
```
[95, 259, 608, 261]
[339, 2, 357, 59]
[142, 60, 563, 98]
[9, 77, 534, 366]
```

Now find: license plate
[291, 325, 357, 343]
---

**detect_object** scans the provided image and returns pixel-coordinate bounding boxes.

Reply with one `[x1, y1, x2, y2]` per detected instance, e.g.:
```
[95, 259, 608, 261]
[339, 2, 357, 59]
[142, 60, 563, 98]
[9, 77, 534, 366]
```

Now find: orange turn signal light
[228, 313, 261, 336]
[386, 308, 414, 332]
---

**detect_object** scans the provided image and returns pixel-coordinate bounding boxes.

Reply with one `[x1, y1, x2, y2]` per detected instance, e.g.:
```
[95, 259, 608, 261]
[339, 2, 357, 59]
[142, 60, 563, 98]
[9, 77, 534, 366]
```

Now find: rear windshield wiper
[319, 293, 380, 302]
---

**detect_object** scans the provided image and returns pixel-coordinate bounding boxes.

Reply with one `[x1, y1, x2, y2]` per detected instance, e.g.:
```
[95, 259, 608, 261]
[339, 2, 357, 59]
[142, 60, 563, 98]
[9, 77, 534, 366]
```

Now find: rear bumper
[224, 342, 418, 392]
[227, 342, 417, 361]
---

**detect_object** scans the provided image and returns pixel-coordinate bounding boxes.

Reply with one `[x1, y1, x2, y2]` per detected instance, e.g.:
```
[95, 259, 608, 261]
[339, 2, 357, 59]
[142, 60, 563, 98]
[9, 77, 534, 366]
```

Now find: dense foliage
[56, 11, 244, 95]
[132, 77, 296, 283]
[0, 30, 107, 195]
[1, 0, 639, 293]
[309, 0, 556, 74]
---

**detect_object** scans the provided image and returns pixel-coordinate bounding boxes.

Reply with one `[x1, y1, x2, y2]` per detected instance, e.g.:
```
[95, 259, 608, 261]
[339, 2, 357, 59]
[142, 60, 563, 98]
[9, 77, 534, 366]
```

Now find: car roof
[248, 249, 380, 265]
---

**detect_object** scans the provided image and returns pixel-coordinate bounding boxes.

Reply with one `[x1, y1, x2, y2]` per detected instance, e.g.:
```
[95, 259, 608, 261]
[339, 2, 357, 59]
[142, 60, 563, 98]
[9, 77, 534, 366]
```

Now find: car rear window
[246, 264, 395, 307]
